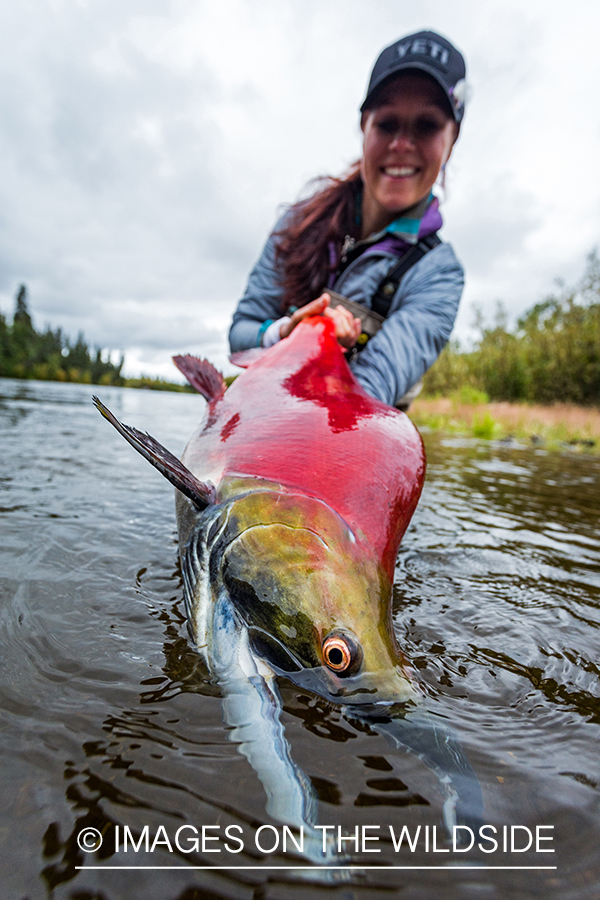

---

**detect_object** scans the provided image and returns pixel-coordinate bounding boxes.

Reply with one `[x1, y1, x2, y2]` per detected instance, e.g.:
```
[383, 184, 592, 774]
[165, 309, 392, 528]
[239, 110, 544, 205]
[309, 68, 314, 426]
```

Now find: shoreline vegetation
[410, 389, 600, 453]
[1, 249, 599, 451]
[421, 249, 600, 408]
[412, 248, 600, 452]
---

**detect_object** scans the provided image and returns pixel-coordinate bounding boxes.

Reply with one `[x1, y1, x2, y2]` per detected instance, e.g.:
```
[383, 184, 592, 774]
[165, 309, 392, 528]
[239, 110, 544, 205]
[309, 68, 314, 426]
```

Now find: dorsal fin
[229, 347, 268, 369]
[172, 355, 226, 402]
[93, 397, 215, 511]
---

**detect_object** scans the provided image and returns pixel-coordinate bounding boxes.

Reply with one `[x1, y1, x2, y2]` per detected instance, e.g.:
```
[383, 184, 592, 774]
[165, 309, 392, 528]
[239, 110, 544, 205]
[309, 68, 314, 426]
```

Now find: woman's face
[360, 73, 458, 236]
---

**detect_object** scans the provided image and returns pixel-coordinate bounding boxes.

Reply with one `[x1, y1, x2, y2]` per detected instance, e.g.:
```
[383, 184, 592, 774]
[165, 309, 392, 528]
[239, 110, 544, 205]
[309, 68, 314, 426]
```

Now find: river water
[1, 377, 599, 900]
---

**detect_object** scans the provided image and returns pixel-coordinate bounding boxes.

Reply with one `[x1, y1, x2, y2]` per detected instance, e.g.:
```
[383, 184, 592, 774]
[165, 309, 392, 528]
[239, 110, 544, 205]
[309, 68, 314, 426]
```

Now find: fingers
[277, 292, 361, 350]
[324, 305, 362, 349]
[279, 294, 330, 339]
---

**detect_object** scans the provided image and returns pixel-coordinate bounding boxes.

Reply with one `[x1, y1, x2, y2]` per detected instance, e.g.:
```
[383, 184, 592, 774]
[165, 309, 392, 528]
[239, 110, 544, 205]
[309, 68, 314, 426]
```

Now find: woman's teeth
[384, 166, 417, 177]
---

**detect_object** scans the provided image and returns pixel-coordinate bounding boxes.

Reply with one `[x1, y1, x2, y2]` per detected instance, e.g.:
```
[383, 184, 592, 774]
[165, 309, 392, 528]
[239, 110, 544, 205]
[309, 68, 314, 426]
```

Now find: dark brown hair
[274, 161, 362, 312]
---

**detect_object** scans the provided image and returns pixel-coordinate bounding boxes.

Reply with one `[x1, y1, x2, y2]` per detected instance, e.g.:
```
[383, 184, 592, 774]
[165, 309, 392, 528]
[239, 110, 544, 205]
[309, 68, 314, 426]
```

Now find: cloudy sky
[0, 0, 599, 378]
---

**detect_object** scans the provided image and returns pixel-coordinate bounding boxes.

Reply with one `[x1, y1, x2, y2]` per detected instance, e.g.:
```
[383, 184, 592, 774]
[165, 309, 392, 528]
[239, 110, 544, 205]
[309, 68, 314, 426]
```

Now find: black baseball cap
[360, 30, 467, 124]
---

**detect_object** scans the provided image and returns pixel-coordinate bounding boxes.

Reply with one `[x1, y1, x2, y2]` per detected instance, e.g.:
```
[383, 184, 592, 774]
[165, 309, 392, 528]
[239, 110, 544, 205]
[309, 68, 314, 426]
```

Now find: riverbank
[410, 392, 600, 452]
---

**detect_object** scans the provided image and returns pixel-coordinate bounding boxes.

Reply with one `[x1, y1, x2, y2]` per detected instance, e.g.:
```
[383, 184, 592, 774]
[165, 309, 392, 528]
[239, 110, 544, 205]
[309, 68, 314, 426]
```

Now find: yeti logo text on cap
[397, 36, 451, 67]
[361, 30, 467, 124]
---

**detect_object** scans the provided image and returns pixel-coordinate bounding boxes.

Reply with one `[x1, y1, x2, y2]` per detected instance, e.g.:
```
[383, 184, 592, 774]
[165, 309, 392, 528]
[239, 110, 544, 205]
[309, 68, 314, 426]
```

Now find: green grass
[410, 396, 600, 453]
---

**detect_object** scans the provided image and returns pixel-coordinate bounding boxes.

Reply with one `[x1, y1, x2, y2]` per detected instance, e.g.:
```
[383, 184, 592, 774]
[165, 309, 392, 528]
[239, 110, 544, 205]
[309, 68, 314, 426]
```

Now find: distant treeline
[4, 252, 600, 405]
[0, 285, 191, 390]
[423, 250, 600, 406]
[0, 285, 124, 385]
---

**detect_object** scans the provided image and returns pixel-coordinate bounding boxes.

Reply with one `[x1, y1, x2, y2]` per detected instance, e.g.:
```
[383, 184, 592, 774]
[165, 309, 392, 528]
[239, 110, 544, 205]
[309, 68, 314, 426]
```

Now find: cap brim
[360, 61, 457, 120]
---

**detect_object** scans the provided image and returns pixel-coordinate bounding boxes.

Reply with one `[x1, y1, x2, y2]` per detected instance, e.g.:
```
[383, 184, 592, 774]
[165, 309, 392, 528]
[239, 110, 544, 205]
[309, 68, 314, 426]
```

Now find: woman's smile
[382, 166, 418, 177]
[360, 73, 458, 237]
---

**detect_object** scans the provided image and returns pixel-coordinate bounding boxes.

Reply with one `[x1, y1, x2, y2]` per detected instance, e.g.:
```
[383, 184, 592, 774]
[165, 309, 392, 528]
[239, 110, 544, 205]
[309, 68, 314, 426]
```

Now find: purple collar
[364, 196, 443, 257]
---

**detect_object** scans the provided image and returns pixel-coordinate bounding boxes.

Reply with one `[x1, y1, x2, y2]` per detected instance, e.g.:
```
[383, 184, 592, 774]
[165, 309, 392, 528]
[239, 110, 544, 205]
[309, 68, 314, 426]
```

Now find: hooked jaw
[198, 499, 418, 708]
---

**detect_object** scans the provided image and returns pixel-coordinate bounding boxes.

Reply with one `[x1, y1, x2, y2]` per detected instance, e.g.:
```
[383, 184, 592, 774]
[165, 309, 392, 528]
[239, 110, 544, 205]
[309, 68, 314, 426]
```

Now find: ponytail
[275, 161, 362, 311]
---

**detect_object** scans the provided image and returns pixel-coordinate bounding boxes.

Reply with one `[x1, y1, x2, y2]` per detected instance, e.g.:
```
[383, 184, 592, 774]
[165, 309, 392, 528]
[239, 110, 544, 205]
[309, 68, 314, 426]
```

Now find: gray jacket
[229, 222, 464, 407]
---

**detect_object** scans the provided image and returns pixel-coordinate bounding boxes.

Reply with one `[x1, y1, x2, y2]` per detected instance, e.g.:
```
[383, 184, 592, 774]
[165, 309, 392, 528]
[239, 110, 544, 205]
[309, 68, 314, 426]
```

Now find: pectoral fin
[93, 396, 215, 511]
[211, 592, 344, 864]
[370, 711, 484, 837]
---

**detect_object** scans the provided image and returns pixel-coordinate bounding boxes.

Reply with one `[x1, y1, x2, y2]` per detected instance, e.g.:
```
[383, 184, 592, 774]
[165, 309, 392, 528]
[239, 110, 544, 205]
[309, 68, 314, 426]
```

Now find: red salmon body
[183, 315, 425, 580]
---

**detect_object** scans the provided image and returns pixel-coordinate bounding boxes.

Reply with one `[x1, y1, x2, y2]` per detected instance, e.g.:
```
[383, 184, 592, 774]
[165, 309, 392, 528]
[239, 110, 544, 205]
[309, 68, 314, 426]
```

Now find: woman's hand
[323, 299, 362, 349]
[278, 295, 329, 339]
[279, 293, 361, 349]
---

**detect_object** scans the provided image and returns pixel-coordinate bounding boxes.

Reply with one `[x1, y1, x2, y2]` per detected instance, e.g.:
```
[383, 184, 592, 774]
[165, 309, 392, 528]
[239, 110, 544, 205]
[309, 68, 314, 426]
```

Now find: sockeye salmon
[94, 314, 482, 860]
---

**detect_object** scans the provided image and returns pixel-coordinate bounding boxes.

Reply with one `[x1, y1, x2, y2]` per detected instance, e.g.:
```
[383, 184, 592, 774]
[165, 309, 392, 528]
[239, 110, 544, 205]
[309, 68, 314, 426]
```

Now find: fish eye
[322, 631, 362, 676]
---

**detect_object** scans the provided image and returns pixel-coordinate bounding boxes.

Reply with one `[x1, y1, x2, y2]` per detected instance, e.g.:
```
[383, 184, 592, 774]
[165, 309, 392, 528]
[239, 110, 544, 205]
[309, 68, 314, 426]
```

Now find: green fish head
[209, 489, 417, 708]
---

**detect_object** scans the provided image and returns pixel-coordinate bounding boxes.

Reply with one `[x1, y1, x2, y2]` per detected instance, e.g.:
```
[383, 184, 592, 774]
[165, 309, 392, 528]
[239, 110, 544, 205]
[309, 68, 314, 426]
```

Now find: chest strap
[370, 233, 441, 318]
[327, 233, 442, 352]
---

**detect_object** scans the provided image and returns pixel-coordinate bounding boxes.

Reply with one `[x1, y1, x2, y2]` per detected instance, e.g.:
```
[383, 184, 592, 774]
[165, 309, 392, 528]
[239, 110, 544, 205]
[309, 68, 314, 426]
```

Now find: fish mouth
[247, 626, 304, 674]
[248, 626, 415, 707]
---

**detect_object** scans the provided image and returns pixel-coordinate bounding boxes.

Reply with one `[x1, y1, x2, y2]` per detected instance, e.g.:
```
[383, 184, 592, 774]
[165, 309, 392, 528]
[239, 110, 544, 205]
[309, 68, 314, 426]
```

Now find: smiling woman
[360, 74, 459, 236]
[229, 30, 467, 409]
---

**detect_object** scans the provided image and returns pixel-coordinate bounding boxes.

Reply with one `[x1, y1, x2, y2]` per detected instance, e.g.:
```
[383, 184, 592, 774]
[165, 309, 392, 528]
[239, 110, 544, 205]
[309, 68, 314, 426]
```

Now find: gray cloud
[0, 0, 599, 376]
[0, 0, 250, 374]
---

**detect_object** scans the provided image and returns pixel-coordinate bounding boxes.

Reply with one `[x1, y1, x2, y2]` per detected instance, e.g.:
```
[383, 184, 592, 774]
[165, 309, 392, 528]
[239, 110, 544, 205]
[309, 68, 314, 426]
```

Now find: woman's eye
[414, 118, 444, 139]
[376, 119, 399, 135]
[374, 116, 446, 141]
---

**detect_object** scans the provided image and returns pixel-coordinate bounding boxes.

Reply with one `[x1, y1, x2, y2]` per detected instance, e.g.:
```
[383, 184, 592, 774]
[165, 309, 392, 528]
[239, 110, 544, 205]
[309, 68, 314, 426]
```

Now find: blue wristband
[257, 319, 273, 347]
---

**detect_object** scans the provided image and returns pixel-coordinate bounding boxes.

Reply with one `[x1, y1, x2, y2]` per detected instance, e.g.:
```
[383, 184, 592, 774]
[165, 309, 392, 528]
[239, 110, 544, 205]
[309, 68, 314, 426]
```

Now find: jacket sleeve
[350, 243, 464, 407]
[229, 224, 286, 352]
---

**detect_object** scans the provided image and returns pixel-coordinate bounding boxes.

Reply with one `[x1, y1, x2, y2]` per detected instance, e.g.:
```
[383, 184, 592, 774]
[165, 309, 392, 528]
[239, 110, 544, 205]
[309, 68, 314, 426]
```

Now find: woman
[229, 30, 467, 409]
